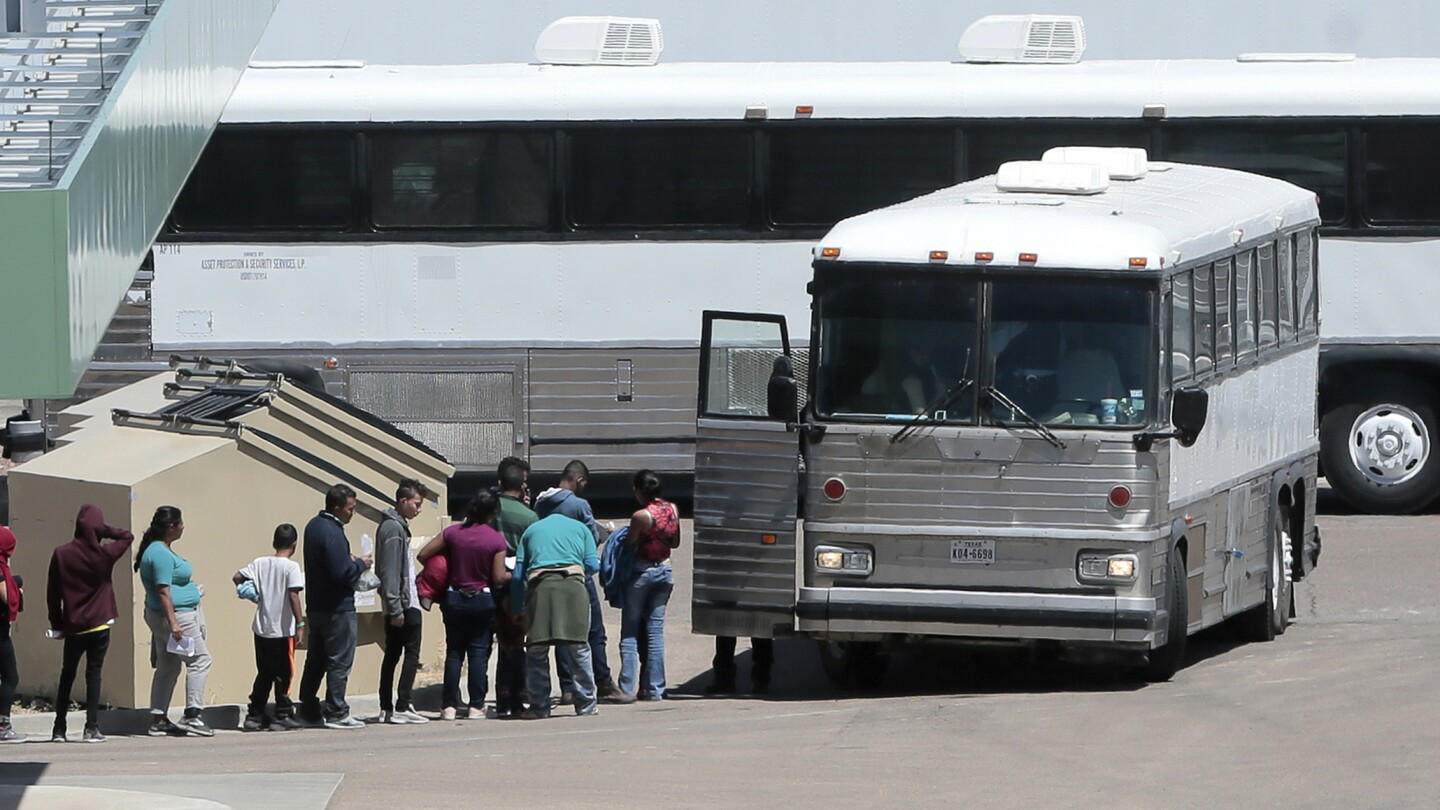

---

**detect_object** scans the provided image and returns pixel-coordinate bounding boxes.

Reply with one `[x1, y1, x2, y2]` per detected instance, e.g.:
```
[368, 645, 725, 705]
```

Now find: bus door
[692, 311, 801, 640]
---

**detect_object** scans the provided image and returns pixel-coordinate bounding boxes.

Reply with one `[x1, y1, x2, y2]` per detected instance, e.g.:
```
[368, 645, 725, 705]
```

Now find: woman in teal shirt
[136, 506, 213, 737]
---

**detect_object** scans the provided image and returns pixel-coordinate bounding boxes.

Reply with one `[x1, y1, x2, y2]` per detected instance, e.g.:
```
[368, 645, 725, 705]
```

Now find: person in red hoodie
[45, 504, 133, 743]
[0, 526, 25, 743]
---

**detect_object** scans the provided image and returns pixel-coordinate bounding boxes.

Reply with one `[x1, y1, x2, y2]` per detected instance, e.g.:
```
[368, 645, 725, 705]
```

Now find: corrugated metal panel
[389, 420, 512, 470]
[348, 370, 513, 421]
[692, 418, 799, 635]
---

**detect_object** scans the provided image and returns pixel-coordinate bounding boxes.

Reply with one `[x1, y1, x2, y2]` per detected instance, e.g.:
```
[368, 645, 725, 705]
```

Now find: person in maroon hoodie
[0, 526, 25, 743]
[45, 504, 133, 743]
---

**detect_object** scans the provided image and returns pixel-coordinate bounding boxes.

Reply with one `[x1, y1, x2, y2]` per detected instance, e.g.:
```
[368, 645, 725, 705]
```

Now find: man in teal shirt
[515, 513, 600, 718]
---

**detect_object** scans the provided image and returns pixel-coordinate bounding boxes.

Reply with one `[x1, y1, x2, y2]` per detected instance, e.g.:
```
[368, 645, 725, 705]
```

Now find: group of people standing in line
[0, 454, 727, 743]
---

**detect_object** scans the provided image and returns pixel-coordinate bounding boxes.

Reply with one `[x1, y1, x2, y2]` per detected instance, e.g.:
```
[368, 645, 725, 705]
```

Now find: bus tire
[1320, 378, 1440, 514]
[1142, 548, 1187, 683]
[1237, 508, 1293, 642]
[817, 641, 888, 691]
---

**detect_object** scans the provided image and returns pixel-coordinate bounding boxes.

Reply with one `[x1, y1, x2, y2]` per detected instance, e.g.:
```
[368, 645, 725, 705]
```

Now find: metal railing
[0, 0, 160, 188]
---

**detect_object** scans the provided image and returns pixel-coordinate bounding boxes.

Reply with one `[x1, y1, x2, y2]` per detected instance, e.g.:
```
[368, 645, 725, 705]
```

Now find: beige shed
[8, 367, 453, 711]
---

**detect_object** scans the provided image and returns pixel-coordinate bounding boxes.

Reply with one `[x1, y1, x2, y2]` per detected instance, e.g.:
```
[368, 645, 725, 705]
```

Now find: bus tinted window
[1365, 124, 1440, 224]
[173, 130, 355, 230]
[1277, 236, 1296, 343]
[1193, 264, 1214, 376]
[370, 131, 553, 228]
[1235, 251, 1257, 358]
[965, 123, 1149, 177]
[568, 128, 751, 227]
[1214, 259, 1234, 365]
[1170, 271, 1193, 382]
[1257, 242, 1278, 348]
[768, 126, 954, 226]
[1162, 125, 1347, 224]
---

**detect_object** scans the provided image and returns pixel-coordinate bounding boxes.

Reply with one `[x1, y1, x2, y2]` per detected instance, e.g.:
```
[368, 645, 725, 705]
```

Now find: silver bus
[693, 149, 1323, 685]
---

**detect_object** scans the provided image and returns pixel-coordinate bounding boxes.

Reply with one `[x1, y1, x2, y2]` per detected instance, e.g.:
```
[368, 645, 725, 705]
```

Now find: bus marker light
[761, 533, 778, 545]
[1108, 485, 1132, 509]
[822, 477, 846, 501]
[974, 252, 994, 262]
[1019, 252, 1038, 263]
[324, 357, 339, 369]
[929, 250, 948, 262]
[1129, 257, 1148, 267]
[819, 247, 841, 259]
[795, 105, 814, 118]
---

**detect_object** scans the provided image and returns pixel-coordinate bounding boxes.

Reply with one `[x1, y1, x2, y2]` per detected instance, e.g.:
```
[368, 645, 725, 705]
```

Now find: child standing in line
[233, 524, 306, 731]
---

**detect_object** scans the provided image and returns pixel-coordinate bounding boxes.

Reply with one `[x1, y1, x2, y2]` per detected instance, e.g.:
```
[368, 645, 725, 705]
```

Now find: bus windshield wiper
[889, 377, 973, 444]
[982, 385, 1066, 449]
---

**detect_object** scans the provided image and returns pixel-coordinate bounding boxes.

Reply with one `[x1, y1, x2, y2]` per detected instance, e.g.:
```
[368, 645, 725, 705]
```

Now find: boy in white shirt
[233, 524, 306, 731]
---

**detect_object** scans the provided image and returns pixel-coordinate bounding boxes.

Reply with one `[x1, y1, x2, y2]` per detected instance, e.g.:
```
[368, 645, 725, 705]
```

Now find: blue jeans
[527, 641, 596, 715]
[557, 575, 611, 690]
[618, 563, 674, 698]
[299, 610, 356, 722]
[441, 589, 496, 710]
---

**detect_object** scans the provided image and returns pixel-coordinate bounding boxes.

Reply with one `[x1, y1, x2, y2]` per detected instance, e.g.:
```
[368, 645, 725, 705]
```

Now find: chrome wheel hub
[1349, 404, 1429, 487]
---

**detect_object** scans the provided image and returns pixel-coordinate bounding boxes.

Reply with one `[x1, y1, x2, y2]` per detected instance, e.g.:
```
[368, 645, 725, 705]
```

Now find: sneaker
[466, 707, 485, 721]
[81, 727, 105, 743]
[602, 691, 637, 705]
[271, 716, 303, 731]
[495, 707, 517, 721]
[558, 691, 576, 706]
[519, 707, 551, 720]
[178, 716, 215, 737]
[148, 718, 185, 737]
[440, 707, 457, 721]
[639, 692, 665, 702]
[50, 731, 66, 744]
[574, 702, 599, 717]
[596, 677, 620, 699]
[0, 726, 28, 744]
[322, 715, 364, 730]
[242, 716, 267, 732]
[395, 709, 429, 724]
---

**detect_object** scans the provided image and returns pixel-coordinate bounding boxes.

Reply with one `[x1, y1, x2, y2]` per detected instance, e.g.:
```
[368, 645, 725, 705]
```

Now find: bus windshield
[815, 273, 1154, 428]
[815, 275, 980, 421]
[988, 277, 1153, 428]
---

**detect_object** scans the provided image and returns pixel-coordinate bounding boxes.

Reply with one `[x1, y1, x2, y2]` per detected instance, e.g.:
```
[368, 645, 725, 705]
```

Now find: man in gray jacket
[375, 478, 429, 724]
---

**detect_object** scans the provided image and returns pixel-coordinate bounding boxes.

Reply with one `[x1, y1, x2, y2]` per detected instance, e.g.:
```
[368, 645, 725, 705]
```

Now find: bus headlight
[815, 545, 873, 576]
[1077, 552, 1139, 583]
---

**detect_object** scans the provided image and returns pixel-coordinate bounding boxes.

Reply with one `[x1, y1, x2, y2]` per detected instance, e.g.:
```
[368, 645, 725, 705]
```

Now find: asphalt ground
[3, 486, 1439, 809]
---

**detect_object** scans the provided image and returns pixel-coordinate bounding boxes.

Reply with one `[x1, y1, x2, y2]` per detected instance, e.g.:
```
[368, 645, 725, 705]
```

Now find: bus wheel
[1320, 379, 1440, 514]
[1238, 510, 1293, 642]
[1142, 548, 1187, 682]
[817, 641, 888, 691]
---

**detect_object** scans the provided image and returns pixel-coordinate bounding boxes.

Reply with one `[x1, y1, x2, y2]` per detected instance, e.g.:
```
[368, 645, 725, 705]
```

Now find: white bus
[144, 20, 1440, 508]
[693, 149, 1322, 684]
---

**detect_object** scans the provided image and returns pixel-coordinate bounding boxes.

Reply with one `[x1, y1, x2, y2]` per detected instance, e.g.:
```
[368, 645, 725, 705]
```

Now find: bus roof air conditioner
[1043, 147, 1149, 180]
[958, 14, 1086, 64]
[995, 161, 1109, 195]
[535, 16, 664, 66]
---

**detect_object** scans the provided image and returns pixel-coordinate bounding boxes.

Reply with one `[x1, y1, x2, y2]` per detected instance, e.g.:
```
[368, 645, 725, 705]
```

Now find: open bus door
[692, 311, 801, 640]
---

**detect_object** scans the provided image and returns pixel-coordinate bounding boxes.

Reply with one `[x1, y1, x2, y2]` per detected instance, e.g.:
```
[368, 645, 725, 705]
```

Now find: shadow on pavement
[0, 762, 47, 810]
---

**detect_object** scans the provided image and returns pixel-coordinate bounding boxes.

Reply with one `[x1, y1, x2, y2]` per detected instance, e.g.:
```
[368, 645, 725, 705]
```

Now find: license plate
[950, 539, 995, 565]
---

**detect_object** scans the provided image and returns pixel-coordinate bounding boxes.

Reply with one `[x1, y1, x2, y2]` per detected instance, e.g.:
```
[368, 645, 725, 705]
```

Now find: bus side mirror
[766, 356, 799, 424]
[1133, 386, 1208, 452]
[1171, 386, 1209, 447]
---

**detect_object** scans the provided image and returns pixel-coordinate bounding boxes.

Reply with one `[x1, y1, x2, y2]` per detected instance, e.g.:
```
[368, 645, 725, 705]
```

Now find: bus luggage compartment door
[692, 311, 800, 639]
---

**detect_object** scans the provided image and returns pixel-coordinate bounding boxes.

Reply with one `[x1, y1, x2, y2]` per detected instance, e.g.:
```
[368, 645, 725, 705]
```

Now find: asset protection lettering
[198, 257, 306, 269]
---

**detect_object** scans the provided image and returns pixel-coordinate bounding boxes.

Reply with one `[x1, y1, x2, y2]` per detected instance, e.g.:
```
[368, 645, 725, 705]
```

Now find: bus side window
[1214, 258, 1234, 366]
[1295, 232, 1319, 336]
[1235, 251, 1257, 359]
[1257, 242, 1278, 349]
[1277, 236, 1296, 343]
[1170, 271, 1193, 383]
[1193, 264, 1214, 377]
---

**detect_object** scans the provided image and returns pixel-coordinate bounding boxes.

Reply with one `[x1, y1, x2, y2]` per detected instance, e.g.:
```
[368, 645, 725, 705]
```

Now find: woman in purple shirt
[418, 490, 509, 721]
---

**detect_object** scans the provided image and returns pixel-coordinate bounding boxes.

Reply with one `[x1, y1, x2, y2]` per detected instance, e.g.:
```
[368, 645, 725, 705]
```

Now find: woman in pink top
[611, 470, 680, 702]
[418, 491, 509, 721]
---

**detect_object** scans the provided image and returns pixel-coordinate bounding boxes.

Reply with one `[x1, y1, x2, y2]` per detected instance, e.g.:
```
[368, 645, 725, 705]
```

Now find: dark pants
[55, 629, 110, 733]
[248, 635, 296, 720]
[0, 621, 17, 718]
[379, 607, 422, 713]
[714, 636, 774, 689]
[557, 575, 610, 690]
[441, 590, 495, 710]
[298, 610, 357, 721]
[494, 592, 526, 714]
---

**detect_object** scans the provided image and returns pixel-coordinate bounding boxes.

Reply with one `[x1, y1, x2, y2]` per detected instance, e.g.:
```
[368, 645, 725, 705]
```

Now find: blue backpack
[600, 527, 636, 609]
